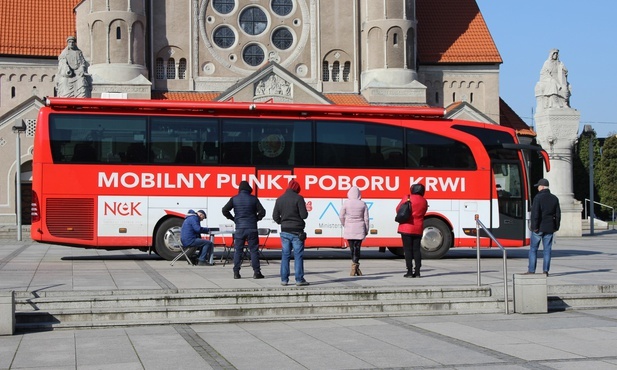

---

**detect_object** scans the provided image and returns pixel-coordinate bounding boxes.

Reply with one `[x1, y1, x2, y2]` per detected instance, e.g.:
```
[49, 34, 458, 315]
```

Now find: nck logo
[104, 202, 142, 216]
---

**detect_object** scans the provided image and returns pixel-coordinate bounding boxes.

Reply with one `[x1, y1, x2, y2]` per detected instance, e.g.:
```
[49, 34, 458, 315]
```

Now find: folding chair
[257, 228, 271, 265]
[169, 229, 196, 266]
[217, 224, 235, 266]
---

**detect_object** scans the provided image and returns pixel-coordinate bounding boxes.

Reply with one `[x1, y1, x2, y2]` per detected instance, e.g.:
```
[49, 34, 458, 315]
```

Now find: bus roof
[45, 97, 446, 119]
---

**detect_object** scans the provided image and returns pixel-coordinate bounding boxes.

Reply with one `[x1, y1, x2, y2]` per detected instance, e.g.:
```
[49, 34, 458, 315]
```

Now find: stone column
[533, 49, 582, 236]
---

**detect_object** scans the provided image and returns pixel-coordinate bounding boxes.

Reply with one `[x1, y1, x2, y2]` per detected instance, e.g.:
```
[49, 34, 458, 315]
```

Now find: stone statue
[56, 36, 92, 98]
[535, 49, 571, 109]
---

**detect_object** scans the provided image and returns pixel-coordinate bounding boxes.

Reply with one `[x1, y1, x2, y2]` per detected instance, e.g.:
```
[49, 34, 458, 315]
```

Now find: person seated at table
[180, 209, 214, 266]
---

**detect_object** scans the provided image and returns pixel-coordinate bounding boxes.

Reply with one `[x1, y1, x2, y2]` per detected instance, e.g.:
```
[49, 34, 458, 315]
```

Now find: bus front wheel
[421, 218, 452, 259]
[155, 218, 184, 261]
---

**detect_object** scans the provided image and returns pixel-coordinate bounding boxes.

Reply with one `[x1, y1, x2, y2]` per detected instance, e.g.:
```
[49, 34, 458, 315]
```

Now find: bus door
[491, 162, 526, 242]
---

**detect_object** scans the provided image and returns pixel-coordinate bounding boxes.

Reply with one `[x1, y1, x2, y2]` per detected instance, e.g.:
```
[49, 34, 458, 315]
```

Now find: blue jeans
[233, 228, 260, 273]
[280, 232, 305, 283]
[185, 238, 214, 263]
[528, 231, 554, 273]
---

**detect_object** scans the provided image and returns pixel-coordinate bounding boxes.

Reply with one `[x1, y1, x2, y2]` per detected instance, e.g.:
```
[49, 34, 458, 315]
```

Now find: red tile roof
[0, 0, 81, 57]
[152, 91, 219, 101]
[324, 94, 368, 106]
[499, 98, 535, 137]
[416, 0, 502, 64]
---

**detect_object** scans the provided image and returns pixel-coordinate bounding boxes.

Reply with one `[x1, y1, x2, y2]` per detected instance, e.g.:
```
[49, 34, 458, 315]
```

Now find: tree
[597, 134, 617, 221]
[573, 133, 600, 217]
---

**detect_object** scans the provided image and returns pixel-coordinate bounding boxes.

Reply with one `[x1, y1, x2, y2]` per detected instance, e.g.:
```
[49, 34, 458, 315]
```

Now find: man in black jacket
[527, 178, 561, 276]
[222, 181, 266, 279]
[273, 179, 309, 286]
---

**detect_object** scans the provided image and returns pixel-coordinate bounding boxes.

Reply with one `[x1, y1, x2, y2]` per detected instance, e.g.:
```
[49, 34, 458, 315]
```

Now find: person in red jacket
[396, 184, 428, 278]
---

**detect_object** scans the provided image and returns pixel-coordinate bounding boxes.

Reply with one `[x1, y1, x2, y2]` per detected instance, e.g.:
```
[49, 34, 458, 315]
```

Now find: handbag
[395, 197, 412, 223]
[298, 231, 307, 241]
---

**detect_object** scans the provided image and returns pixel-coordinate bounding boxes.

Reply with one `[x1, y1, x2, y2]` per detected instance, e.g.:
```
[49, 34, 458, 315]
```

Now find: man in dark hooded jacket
[222, 181, 266, 279]
[272, 179, 309, 286]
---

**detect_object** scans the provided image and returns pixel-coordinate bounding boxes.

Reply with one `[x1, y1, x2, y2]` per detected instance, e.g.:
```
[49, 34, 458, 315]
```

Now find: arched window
[167, 58, 176, 79]
[323, 61, 329, 82]
[332, 61, 340, 82]
[11, 86, 16, 98]
[156, 58, 164, 79]
[178, 59, 187, 79]
[116, 26, 122, 40]
[343, 62, 351, 82]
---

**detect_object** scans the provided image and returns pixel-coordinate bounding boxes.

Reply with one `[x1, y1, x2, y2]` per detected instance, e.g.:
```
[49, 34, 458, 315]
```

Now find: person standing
[339, 186, 369, 276]
[527, 178, 561, 276]
[273, 179, 309, 286]
[222, 181, 266, 279]
[396, 184, 428, 278]
[180, 209, 214, 266]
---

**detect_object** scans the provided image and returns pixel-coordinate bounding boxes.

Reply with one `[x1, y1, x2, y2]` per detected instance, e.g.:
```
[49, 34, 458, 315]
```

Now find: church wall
[109, 20, 130, 63]
[419, 65, 500, 122]
[0, 104, 38, 224]
[318, 1, 357, 93]
[0, 62, 56, 117]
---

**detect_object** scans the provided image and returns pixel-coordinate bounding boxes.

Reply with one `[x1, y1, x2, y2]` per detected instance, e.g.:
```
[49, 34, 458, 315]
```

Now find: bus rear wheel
[155, 218, 184, 261]
[421, 218, 452, 259]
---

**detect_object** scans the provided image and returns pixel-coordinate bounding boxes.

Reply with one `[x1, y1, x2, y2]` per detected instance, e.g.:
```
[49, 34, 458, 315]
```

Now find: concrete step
[15, 286, 500, 330]
[547, 284, 617, 310]
[0, 225, 31, 240]
[582, 218, 610, 231]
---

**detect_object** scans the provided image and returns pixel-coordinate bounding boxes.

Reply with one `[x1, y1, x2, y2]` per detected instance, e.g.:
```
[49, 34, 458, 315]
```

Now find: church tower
[359, 0, 426, 104]
[76, 0, 151, 98]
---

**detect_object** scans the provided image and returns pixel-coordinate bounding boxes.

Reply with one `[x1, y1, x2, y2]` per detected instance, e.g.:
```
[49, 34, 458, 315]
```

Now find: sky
[476, 0, 617, 137]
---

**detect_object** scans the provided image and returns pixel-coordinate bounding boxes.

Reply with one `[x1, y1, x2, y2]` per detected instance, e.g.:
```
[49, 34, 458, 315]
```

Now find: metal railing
[475, 214, 509, 314]
[584, 199, 615, 228]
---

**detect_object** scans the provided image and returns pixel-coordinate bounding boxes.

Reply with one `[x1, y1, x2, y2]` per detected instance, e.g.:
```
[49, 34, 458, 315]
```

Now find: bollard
[0, 291, 16, 335]
[513, 274, 547, 314]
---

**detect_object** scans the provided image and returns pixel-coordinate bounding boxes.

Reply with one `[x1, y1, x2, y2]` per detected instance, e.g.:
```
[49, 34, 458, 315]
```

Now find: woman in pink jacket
[396, 184, 428, 278]
[339, 186, 370, 276]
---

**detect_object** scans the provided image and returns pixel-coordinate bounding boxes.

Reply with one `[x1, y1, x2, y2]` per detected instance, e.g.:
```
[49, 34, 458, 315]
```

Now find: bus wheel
[421, 218, 452, 259]
[155, 218, 184, 261]
[387, 247, 404, 257]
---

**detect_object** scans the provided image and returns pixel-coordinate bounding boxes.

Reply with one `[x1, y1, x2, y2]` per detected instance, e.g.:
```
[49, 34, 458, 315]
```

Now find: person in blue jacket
[180, 209, 214, 266]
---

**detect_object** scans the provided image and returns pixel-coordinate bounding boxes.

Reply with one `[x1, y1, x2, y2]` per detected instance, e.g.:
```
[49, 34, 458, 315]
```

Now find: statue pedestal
[534, 107, 582, 236]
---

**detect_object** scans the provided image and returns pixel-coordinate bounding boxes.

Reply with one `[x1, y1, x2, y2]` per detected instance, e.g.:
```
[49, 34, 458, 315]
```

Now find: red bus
[31, 98, 549, 260]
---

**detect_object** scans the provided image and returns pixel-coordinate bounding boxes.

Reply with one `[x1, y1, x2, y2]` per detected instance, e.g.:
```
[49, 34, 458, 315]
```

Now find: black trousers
[348, 239, 362, 263]
[401, 233, 422, 272]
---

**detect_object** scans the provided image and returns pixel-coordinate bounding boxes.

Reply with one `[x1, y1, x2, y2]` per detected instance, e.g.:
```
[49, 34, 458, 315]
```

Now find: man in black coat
[222, 181, 266, 279]
[527, 178, 561, 276]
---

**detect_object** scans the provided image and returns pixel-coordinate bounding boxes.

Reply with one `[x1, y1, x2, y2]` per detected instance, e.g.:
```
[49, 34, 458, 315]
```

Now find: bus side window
[71, 142, 97, 162]
[202, 142, 219, 163]
[125, 142, 148, 163]
[386, 152, 404, 167]
[175, 146, 197, 164]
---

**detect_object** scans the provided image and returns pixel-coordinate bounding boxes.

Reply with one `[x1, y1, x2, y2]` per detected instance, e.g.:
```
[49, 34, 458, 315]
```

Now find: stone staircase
[15, 286, 503, 331]
[14, 284, 617, 331]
